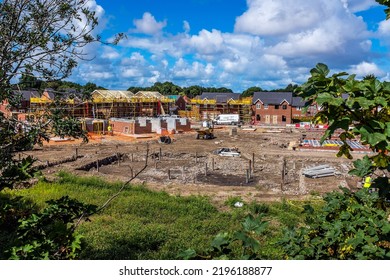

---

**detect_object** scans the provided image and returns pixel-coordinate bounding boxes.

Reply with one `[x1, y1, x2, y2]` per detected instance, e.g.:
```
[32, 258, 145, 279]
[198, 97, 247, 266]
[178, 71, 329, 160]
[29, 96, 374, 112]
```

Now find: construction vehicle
[196, 120, 214, 139]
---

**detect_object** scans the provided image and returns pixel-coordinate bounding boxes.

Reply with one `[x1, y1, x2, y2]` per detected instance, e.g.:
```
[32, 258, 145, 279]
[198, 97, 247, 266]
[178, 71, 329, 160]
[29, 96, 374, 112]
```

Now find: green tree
[18, 72, 42, 89]
[296, 63, 390, 198]
[150, 81, 182, 95]
[0, 0, 121, 259]
[183, 85, 203, 98]
[279, 188, 390, 259]
[242, 86, 262, 98]
[0, 0, 123, 188]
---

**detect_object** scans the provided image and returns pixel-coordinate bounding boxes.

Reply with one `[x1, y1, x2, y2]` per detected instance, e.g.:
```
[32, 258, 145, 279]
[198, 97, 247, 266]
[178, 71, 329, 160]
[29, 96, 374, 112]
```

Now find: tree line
[16, 74, 298, 99]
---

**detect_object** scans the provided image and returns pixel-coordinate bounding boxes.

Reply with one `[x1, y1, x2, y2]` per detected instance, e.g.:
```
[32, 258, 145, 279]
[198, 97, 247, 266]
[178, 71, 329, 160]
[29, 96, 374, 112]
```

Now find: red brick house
[291, 97, 318, 121]
[252, 92, 292, 125]
[252, 92, 317, 125]
[0, 89, 39, 121]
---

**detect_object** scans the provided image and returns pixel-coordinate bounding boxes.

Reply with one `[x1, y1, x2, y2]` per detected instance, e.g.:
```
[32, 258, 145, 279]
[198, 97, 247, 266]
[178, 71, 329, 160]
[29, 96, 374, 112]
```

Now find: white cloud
[343, 0, 379, 12]
[349, 61, 384, 77]
[378, 19, 390, 35]
[121, 52, 146, 66]
[69, 1, 387, 92]
[183, 21, 191, 33]
[132, 12, 167, 35]
[82, 70, 114, 80]
[235, 0, 322, 36]
[101, 46, 120, 60]
[189, 29, 225, 55]
[172, 58, 214, 80]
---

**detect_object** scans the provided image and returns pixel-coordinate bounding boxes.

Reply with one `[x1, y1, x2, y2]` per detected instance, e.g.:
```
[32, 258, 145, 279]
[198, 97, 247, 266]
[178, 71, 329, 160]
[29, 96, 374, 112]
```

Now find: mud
[24, 126, 365, 207]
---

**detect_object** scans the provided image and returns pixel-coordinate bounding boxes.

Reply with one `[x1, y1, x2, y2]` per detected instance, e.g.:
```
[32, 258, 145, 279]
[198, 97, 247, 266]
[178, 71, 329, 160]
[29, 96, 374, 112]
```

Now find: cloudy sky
[69, 0, 390, 92]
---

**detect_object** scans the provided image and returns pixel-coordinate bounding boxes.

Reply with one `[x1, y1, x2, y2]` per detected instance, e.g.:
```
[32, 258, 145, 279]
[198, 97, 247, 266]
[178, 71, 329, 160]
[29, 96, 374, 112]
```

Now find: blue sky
[69, 0, 390, 92]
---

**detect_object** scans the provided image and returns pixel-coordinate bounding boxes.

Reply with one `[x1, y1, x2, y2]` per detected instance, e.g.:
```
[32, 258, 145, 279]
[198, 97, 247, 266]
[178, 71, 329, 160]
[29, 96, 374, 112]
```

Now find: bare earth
[25, 126, 366, 208]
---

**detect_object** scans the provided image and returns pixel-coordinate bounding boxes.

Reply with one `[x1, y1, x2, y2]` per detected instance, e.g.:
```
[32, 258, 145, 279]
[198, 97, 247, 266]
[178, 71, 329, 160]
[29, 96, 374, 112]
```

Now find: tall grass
[5, 172, 319, 259]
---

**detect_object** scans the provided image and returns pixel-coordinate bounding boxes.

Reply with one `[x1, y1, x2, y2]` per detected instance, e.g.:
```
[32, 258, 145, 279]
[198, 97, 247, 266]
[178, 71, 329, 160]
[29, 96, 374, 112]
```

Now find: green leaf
[347, 97, 375, 109]
[211, 233, 230, 251]
[177, 249, 197, 260]
[316, 93, 344, 107]
[368, 120, 385, 130]
[348, 156, 373, 177]
[374, 96, 388, 107]
[368, 133, 387, 146]
[241, 214, 268, 235]
[310, 63, 330, 77]
[385, 123, 390, 137]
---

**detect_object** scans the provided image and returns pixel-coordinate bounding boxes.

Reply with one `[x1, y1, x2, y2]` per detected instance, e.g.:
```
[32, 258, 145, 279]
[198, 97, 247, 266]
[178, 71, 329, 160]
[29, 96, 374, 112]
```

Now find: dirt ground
[24, 125, 368, 207]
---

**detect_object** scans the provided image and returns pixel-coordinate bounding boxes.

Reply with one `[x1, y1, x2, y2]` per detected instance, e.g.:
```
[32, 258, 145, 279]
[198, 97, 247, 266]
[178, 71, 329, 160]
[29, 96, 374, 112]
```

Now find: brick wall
[175, 118, 191, 131]
[252, 100, 292, 125]
[110, 119, 152, 134]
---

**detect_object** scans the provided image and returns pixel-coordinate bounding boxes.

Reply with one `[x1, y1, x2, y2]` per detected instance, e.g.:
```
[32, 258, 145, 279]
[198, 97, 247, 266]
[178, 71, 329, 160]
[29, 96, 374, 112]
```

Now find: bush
[278, 187, 390, 259]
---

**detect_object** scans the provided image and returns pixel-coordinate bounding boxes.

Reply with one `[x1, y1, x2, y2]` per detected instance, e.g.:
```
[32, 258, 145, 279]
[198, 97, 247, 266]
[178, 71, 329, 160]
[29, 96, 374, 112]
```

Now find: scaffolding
[86, 96, 175, 119]
[186, 97, 253, 122]
[29, 91, 253, 122]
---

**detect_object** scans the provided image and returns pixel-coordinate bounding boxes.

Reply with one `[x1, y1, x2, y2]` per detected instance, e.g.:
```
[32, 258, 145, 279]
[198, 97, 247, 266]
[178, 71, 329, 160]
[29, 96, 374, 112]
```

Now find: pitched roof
[12, 90, 40, 101]
[200, 92, 241, 103]
[252, 92, 292, 105]
[134, 91, 163, 99]
[291, 96, 306, 107]
[43, 88, 84, 100]
[92, 90, 134, 99]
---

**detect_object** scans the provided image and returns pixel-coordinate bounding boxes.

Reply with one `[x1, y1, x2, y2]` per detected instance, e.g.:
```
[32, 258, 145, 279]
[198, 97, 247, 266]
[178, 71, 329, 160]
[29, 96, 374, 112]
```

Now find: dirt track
[25, 126, 366, 207]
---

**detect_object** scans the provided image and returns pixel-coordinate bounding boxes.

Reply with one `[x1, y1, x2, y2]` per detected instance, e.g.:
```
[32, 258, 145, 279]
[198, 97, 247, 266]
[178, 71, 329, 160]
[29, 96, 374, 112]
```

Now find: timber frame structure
[29, 89, 176, 119]
[178, 97, 252, 123]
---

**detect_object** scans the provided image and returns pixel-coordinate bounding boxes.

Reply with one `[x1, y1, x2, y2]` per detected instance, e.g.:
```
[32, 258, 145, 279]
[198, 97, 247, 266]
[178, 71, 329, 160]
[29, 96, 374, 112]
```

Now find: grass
[3, 172, 323, 260]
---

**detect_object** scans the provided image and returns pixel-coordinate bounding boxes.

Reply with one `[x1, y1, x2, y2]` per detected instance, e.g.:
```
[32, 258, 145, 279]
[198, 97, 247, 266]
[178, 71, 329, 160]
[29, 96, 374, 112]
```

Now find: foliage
[241, 86, 262, 98]
[296, 63, 390, 198]
[127, 82, 234, 98]
[0, 194, 35, 259]
[0, 0, 119, 260]
[6, 172, 246, 259]
[6, 196, 97, 260]
[180, 213, 269, 260]
[377, 0, 390, 19]
[279, 188, 390, 259]
[0, 0, 109, 190]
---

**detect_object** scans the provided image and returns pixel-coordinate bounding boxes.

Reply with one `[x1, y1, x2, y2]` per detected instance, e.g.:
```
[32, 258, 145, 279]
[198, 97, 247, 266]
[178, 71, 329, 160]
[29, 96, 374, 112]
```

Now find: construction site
[25, 89, 253, 123]
[6, 89, 372, 206]
[22, 124, 371, 207]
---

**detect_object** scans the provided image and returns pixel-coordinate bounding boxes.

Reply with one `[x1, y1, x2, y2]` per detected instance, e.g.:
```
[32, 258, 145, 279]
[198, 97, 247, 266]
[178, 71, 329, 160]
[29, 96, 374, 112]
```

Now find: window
[282, 115, 287, 122]
[275, 105, 279, 109]
[256, 103, 261, 109]
[282, 105, 287, 110]
[264, 104, 269, 109]
[256, 114, 261, 121]
[296, 106, 302, 111]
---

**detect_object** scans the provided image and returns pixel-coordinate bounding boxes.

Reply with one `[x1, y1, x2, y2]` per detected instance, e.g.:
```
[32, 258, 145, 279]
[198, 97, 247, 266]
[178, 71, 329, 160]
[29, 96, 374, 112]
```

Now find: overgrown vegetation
[1, 172, 317, 260]
[296, 63, 390, 199]
[279, 188, 390, 259]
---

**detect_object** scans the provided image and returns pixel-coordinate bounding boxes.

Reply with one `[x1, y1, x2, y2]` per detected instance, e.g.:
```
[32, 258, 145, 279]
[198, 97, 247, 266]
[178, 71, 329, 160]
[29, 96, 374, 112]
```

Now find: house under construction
[178, 92, 252, 123]
[29, 89, 176, 119]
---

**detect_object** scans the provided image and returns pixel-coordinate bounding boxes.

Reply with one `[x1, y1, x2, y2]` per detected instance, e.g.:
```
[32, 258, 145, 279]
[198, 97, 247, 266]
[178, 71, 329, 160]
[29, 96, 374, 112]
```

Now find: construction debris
[158, 136, 172, 144]
[302, 165, 336, 178]
[213, 147, 241, 157]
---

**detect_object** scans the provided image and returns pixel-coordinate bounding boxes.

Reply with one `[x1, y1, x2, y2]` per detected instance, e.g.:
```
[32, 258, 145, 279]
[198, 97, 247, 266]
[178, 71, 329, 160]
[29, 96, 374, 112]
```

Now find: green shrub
[278, 187, 390, 259]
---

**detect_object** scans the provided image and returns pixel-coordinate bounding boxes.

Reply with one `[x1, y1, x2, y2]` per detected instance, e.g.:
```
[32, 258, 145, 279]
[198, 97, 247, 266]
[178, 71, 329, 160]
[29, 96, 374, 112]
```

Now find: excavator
[196, 119, 214, 139]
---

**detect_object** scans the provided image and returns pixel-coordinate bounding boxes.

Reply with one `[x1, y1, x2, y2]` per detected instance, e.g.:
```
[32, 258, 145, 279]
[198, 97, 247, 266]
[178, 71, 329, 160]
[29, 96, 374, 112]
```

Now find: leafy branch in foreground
[8, 196, 97, 260]
[279, 188, 390, 260]
[296, 63, 390, 198]
[180, 213, 269, 260]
